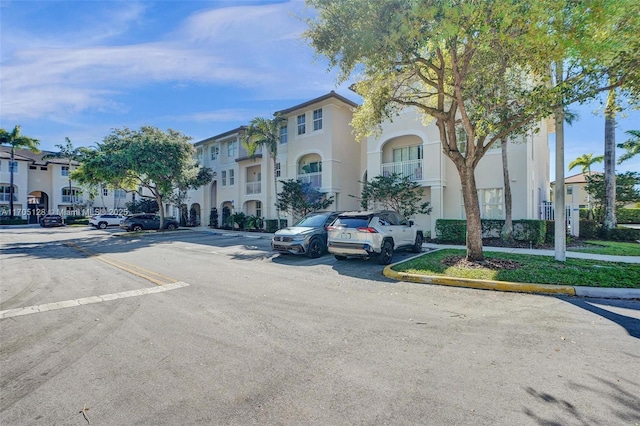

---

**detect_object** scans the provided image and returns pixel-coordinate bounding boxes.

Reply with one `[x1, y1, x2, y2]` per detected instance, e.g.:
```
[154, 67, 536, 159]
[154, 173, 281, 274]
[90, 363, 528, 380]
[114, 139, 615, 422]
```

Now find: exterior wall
[0, 158, 29, 216]
[364, 108, 551, 237]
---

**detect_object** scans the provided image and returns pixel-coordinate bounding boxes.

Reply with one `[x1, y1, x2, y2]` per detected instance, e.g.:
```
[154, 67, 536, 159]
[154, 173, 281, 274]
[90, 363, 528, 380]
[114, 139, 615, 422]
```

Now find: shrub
[598, 226, 640, 242]
[209, 207, 218, 228]
[435, 219, 466, 243]
[436, 219, 546, 245]
[579, 219, 600, 239]
[265, 219, 288, 233]
[617, 208, 640, 224]
[512, 220, 546, 245]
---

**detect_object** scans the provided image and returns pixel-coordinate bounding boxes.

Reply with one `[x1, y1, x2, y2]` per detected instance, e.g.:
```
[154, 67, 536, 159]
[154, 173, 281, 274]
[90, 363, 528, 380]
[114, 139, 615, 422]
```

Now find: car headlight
[291, 234, 311, 242]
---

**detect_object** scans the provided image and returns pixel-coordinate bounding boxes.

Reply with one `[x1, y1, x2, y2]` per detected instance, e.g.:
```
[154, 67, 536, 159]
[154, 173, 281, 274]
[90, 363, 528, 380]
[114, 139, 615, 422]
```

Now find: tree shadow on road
[558, 296, 640, 339]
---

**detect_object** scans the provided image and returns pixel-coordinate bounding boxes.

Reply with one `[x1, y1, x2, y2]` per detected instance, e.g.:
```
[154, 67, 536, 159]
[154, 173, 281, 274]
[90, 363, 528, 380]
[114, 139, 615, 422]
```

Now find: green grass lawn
[569, 240, 640, 256]
[394, 249, 640, 288]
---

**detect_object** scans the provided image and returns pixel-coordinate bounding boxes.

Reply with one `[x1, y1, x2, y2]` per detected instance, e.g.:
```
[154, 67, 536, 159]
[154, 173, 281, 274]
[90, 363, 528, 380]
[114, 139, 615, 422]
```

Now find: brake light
[357, 227, 378, 233]
[326, 226, 338, 231]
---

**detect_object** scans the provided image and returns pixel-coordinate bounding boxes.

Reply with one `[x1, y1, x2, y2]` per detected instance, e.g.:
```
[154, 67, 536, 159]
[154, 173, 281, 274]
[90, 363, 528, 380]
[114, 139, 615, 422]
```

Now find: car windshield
[333, 216, 371, 228]
[294, 214, 328, 227]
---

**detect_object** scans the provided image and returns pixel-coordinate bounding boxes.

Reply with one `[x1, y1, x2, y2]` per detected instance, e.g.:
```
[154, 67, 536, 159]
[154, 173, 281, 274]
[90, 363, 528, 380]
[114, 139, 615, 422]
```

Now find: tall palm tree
[568, 153, 604, 175]
[42, 137, 87, 213]
[242, 114, 284, 229]
[0, 125, 40, 219]
[617, 130, 640, 164]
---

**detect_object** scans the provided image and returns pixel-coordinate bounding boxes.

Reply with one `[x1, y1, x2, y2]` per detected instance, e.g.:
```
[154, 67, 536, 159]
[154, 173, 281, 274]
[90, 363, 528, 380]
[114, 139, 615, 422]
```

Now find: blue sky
[1, 0, 638, 181]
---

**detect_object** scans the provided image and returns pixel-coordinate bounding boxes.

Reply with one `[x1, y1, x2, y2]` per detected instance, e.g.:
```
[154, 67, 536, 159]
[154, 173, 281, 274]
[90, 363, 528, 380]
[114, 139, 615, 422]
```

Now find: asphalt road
[1, 226, 639, 425]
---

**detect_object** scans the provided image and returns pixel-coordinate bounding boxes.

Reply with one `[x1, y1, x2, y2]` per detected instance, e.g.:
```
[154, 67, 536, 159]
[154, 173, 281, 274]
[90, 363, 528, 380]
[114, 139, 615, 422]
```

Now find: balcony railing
[62, 195, 83, 204]
[245, 181, 261, 195]
[0, 194, 17, 202]
[381, 159, 423, 181]
[297, 172, 322, 189]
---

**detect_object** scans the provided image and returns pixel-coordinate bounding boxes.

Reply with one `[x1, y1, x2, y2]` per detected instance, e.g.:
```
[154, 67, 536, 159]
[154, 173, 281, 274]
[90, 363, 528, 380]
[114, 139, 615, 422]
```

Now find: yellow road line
[66, 243, 177, 286]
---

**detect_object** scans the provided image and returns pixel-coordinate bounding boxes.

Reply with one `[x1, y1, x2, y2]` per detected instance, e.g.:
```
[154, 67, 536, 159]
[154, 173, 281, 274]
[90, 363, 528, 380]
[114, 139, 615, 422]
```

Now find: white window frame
[221, 170, 227, 186]
[229, 169, 235, 186]
[102, 188, 109, 197]
[227, 140, 237, 157]
[275, 162, 281, 178]
[256, 201, 262, 217]
[61, 166, 70, 176]
[313, 108, 323, 131]
[297, 114, 306, 135]
[9, 161, 18, 173]
[478, 188, 504, 219]
[211, 145, 219, 160]
[280, 125, 288, 144]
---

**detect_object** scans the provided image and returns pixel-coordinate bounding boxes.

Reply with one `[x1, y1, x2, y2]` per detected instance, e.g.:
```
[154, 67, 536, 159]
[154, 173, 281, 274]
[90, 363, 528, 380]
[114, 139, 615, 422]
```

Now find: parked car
[119, 214, 179, 232]
[271, 211, 341, 258]
[90, 214, 125, 229]
[39, 214, 64, 228]
[327, 210, 423, 264]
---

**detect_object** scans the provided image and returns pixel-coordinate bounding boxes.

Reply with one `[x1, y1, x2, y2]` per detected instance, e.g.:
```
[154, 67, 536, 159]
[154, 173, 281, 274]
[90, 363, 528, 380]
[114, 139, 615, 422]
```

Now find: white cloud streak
[1, 1, 329, 121]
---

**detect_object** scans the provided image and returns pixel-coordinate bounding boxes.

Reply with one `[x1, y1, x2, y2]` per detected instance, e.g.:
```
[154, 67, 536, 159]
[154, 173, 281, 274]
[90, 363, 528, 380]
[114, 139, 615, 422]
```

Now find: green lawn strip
[393, 249, 640, 288]
[568, 240, 640, 256]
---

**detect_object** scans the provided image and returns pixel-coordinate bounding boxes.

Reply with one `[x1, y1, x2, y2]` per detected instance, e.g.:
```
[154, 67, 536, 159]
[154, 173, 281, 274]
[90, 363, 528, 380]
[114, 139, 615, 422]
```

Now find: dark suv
[271, 211, 341, 258]
[119, 214, 179, 232]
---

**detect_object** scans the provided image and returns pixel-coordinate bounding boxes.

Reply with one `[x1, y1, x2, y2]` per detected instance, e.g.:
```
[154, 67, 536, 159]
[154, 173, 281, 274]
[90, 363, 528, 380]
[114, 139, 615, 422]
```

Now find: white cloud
[0, 1, 332, 122]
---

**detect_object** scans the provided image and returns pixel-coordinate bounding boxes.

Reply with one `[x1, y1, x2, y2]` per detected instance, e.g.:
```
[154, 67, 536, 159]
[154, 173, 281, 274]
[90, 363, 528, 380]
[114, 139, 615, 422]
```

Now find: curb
[383, 252, 640, 300]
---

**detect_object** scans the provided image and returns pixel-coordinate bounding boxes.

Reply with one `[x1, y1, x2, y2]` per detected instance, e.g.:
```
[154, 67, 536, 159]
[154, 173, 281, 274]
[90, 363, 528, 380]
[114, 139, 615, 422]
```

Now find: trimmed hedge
[435, 219, 546, 245]
[618, 208, 640, 224]
[0, 218, 28, 225]
[579, 219, 599, 239]
[599, 226, 640, 242]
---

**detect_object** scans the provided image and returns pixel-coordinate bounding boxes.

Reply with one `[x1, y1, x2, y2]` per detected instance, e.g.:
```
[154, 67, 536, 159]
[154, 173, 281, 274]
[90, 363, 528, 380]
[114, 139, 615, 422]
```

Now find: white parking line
[0, 281, 190, 319]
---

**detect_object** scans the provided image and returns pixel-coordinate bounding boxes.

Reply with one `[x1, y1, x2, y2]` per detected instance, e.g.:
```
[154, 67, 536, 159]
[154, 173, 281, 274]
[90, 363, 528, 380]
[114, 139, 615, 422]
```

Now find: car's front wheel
[166, 223, 176, 230]
[132, 225, 143, 232]
[98, 222, 108, 229]
[412, 233, 423, 253]
[307, 238, 325, 259]
[378, 240, 394, 265]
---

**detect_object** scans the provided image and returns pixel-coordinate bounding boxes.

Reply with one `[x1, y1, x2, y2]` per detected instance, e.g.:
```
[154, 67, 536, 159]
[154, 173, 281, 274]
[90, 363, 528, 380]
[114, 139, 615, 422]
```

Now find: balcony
[245, 181, 261, 195]
[62, 195, 83, 204]
[381, 159, 423, 181]
[297, 172, 322, 189]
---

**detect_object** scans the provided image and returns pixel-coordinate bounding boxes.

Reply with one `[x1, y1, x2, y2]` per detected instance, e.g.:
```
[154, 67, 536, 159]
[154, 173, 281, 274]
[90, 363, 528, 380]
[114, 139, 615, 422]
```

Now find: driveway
[1, 227, 639, 425]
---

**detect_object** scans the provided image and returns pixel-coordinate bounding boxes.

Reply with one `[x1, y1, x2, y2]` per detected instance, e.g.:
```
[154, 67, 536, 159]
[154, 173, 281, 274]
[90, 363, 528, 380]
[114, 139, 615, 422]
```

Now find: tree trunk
[554, 62, 566, 261]
[500, 138, 513, 241]
[459, 167, 484, 261]
[9, 147, 15, 219]
[603, 88, 617, 231]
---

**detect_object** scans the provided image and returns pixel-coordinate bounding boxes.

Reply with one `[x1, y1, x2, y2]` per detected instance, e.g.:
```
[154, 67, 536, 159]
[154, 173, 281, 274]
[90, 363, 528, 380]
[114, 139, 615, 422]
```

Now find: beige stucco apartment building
[187, 91, 552, 237]
[2, 91, 551, 232]
[1, 147, 133, 223]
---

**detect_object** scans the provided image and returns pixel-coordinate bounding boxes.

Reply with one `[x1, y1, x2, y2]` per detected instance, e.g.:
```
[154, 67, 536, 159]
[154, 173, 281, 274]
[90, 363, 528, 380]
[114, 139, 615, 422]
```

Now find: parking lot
[1, 225, 639, 425]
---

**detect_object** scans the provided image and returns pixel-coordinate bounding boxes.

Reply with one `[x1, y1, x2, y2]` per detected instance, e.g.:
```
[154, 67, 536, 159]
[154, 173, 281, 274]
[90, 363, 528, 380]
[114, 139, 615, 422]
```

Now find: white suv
[90, 214, 125, 229]
[327, 210, 424, 264]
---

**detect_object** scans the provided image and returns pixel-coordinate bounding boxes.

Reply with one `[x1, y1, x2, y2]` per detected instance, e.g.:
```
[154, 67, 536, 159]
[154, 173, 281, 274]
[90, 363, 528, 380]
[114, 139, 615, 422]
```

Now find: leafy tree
[0, 125, 40, 219]
[618, 130, 640, 164]
[125, 198, 159, 214]
[585, 171, 640, 222]
[356, 173, 432, 220]
[277, 179, 334, 220]
[568, 153, 605, 175]
[73, 126, 212, 229]
[42, 137, 88, 213]
[242, 114, 284, 229]
[305, 0, 639, 261]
